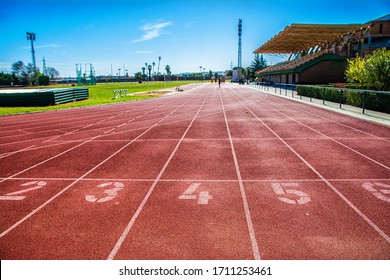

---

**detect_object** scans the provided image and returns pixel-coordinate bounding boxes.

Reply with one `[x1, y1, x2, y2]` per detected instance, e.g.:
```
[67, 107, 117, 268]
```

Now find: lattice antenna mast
[42, 57, 48, 76]
[238, 19, 242, 68]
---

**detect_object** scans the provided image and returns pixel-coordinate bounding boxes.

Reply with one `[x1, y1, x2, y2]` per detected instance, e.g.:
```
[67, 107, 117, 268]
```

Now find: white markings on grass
[218, 87, 261, 260]
[107, 87, 211, 260]
[178, 182, 213, 205]
[271, 182, 311, 205]
[231, 88, 390, 244]
[362, 182, 390, 203]
[0, 181, 46, 201]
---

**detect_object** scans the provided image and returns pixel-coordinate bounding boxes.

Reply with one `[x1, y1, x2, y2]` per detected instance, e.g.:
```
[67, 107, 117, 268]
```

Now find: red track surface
[0, 83, 389, 260]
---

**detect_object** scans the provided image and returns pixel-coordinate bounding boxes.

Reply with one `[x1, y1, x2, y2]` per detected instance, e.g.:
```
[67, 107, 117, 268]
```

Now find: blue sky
[1, 0, 388, 77]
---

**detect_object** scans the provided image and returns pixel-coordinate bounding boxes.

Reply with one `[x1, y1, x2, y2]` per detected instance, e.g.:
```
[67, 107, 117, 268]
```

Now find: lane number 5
[271, 182, 311, 205]
[362, 182, 390, 203]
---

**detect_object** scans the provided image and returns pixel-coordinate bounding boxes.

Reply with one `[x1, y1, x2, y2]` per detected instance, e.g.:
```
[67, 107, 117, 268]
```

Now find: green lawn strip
[0, 81, 199, 116]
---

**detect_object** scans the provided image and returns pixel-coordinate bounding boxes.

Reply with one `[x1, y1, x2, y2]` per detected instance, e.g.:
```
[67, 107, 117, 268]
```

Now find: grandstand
[254, 14, 390, 84]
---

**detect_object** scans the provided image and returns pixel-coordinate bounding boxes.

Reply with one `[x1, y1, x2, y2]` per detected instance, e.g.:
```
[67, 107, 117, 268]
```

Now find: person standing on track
[218, 77, 221, 88]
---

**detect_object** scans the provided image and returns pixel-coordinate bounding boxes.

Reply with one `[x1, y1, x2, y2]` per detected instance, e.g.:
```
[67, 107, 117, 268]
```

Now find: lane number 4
[179, 183, 212, 205]
[271, 182, 311, 205]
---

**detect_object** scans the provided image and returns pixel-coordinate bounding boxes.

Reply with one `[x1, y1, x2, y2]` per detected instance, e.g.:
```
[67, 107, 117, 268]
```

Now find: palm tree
[165, 65, 171, 75]
[141, 67, 146, 80]
[147, 65, 152, 81]
[157, 56, 161, 74]
[152, 62, 155, 77]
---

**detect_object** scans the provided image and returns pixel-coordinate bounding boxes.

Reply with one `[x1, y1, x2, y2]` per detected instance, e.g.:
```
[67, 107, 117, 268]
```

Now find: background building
[254, 14, 390, 84]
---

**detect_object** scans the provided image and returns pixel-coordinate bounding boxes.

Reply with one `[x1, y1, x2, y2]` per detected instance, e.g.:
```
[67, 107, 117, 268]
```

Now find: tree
[11, 61, 35, 85]
[248, 54, 268, 80]
[38, 73, 49, 85]
[345, 48, 390, 91]
[0, 72, 15, 85]
[147, 64, 152, 81]
[135, 72, 142, 80]
[47, 67, 59, 80]
[165, 65, 171, 75]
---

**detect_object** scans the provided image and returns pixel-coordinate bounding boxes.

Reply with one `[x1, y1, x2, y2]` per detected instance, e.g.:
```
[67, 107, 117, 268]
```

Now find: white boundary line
[218, 87, 261, 260]
[0, 94, 183, 184]
[231, 88, 390, 244]
[0, 92, 198, 238]
[107, 85, 212, 260]
[2, 177, 390, 183]
[255, 99, 390, 170]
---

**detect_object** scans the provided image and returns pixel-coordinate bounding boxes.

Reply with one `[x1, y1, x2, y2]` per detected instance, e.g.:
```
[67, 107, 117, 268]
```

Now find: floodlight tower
[238, 19, 242, 69]
[26, 32, 37, 80]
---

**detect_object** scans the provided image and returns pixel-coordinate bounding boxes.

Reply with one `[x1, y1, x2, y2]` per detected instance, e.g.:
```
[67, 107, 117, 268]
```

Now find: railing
[249, 82, 390, 114]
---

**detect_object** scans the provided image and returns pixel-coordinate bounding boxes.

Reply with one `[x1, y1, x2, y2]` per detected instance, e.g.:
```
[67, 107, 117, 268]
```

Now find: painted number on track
[362, 182, 390, 203]
[0, 181, 47, 201]
[85, 182, 124, 203]
[179, 183, 212, 205]
[271, 182, 311, 205]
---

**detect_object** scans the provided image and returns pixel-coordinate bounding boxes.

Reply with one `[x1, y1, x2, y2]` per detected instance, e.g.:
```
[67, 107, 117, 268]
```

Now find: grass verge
[0, 81, 199, 116]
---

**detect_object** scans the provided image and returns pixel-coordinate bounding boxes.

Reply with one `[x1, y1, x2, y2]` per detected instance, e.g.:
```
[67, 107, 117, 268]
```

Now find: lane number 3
[85, 182, 124, 203]
[271, 182, 311, 205]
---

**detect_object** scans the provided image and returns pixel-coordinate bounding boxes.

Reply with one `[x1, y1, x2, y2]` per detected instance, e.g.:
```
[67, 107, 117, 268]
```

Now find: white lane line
[0, 145, 36, 159]
[254, 99, 390, 171]
[0, 95, 181, 184]
[2, 176, 390, 184]
[107, 87, 211, 260]
[218, 87, 261, 260]
[0, 95, 197, 239]
[232, 89, 390, 244]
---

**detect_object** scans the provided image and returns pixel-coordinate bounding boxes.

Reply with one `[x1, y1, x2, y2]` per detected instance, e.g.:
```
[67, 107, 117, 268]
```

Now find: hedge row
[296, 86, 390, 113]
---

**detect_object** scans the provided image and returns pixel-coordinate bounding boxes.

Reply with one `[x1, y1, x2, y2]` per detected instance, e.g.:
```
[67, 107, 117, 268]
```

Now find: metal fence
[249, 82, 390, 114]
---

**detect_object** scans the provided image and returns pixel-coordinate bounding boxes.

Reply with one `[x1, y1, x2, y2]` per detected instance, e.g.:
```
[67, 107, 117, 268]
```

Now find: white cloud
[135, 51, 154, 54]
[21, 44, 60, 49]
[132, 21, 172, 43]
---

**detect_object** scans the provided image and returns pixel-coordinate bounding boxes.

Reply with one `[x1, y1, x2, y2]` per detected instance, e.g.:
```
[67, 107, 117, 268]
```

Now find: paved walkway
[247, 84, 390, 127]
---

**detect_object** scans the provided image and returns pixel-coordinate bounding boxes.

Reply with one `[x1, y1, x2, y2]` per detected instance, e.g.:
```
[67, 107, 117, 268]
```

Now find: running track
[0, 83, 389, 260]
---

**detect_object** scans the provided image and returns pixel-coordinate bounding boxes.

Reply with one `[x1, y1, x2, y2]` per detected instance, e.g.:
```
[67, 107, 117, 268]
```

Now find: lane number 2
[179, 183, 212, 205]
[0, 181, 47, 201]
[362, 182, 390, 203]
[271, 182, 311, 205]
[85, 182, 124, 203]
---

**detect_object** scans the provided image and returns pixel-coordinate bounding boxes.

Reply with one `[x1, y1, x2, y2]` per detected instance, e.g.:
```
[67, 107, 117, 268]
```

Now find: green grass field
[0, 81, 199, 116]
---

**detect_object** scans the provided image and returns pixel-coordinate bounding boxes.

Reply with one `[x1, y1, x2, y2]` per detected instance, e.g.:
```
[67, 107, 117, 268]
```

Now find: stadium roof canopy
[254, 23, 370, 54]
